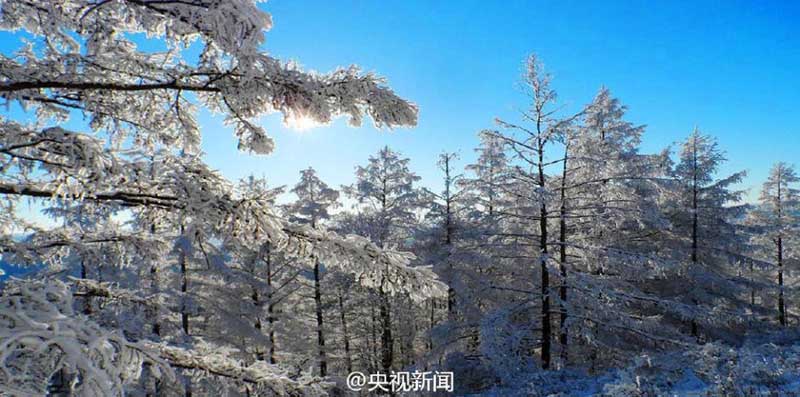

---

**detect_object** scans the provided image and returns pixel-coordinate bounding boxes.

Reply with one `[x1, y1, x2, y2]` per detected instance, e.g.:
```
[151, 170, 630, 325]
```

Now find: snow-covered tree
[286, 167, 340, 376]
[456, 130, 516, 360]
[0, 1, 446, 394]
[552, 86, 674, 370]
[491, 54, 575, 370]
[424, 152, 464, 316]
[343, 146, 424, 373]
[287, 168, 340, 229]
[749, 162, 799, 326]
[3, 5, 798, 395]
[664, 129, 748, 338]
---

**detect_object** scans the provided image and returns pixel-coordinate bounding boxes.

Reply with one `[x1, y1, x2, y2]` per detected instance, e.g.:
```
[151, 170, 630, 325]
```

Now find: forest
[0, 1, 798, 396]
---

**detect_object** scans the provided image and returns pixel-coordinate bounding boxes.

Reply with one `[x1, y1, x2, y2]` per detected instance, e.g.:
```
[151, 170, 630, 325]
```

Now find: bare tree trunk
[538, 141, 551, 370]
[778, 237, 786, 326]
[690, 143, 700, 340]
[378, 183, 394, 376]
[314, 260, 327, 376]
[371, 305, 379, 372]
[80, 260, 93, 315]
[252, 285, 265, 361]
[179, 225, 191, 397]
[339, 294, 352, 373]
[558, 146, 569, 366]
[428, 298, 435, 353]
[442, 153, 457, 319]
[750, 261, 756, 306]
[151, 267, 160, 336]
[267, 304, 276, 364]
[776, 169, 787, 326]
[398, 334, 406, 368]
[180, 244, 189, 335]
[146, 222, 161, 397]
[380, 290, 393, 373]
[265, 243, 277, 364]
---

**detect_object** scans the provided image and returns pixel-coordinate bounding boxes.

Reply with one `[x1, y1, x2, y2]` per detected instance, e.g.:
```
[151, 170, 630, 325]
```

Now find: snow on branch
[281, 224, 448, 302]
[0, 142, 447, 301]
[0, 0, 417, 155]
[150, 342, 331, 396]
[1, 278, 332, 396]
[0, 279, 172, 396]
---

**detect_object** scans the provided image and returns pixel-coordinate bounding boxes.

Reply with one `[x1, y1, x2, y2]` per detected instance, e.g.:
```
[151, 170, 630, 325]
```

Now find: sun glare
[285, 114, 320, 131]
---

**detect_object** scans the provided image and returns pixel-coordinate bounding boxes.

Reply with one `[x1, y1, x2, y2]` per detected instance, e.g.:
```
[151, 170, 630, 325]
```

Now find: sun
[285, 113, 320, 131]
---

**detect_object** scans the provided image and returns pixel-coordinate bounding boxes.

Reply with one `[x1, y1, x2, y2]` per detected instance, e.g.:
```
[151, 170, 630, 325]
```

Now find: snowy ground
[476, 333, 800, 397]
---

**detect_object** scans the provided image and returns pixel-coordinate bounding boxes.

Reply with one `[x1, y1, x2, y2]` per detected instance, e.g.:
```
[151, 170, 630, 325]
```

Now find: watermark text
[346, 370, 454, 393]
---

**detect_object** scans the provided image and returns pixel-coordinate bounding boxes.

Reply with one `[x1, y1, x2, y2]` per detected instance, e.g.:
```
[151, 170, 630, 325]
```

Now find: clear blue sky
[3, 0, 800, 204]
[203, 0, 798, 201]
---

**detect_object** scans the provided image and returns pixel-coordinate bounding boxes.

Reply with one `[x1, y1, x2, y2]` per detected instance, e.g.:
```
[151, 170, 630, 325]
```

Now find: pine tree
[553, 87, 679, 370]
[457, 130, 515, 359]
[751, 163, 799, 326]
[425, 153, 464, 317]
[493, 54, 574, 370]
[667, 129, 747, 338]
[286, 167, 340, 376]
[343, 146, 423, 373]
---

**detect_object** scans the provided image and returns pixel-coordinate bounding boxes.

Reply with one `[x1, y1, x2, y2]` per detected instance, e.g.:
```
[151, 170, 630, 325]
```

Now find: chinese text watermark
[346, 370, 454, 393]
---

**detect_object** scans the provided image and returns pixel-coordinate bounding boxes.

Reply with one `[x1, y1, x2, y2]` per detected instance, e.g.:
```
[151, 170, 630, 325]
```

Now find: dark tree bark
[80, 261, 93, 315]
[180, 242, 189, 335]
[313, 260, 327, 376]
[778, 237, 786, 326]
[537, 137, 552, 370]
[380, 290, 393, 373]
[252, 286, 265, 362]
[265, 243, 277, 364]
[339, 294, 352, 373]
[689, 140, 700, 341]
[558, 144, 569, 365]
[441, 153, 457, 318]
[371, 305, 379, 371]
[428, 298, 436, 354]
[178, 226, 191, 397]
[777, 173, 787, 327]
[378, 179, 394, 375]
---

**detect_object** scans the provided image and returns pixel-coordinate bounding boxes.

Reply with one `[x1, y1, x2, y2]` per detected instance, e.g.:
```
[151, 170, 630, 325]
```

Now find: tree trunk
[268, 304, 276, 364]
[80, 260, 92, 315]
[558, 147, 569, 366]
[179, 227, 191, 397]
[265, 243, 277, 364]
[750, 261, 756, 306]
[147, 222, 161, 396]
[380, 290, 393, 373]
[538, 142, 551, 370]
[378, 184, 394, 375]
[314, 261, 327, 376]
[444, 155, 457, 318]
[778, 237, 786, 326]
[371, 305, 379, 371]
[776, 170, 787, 326]
[151, 266, 160, 336]
[180, 244, 189, 335]
[428, 298, 435, 353]
[690, 144, 700, 340]
[339, 294, 352, 373]
[252, 286, 265, 361]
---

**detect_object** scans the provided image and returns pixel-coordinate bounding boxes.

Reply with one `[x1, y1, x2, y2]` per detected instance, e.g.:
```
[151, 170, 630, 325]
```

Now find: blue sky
[3, 0, 799, 205]
[205, 0, 798, 201]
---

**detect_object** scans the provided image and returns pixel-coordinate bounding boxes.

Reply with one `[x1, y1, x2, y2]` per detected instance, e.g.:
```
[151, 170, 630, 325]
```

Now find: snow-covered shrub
[480, 308, 539, 386]
[479, 334, 800, 397]
[0, 278, 169, 396]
